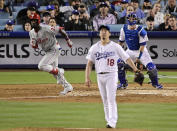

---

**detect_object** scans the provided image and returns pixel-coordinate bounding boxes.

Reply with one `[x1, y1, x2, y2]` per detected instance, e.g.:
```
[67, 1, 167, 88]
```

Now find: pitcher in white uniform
[85, 25, 139, 128]
[29, 13, 73, 95]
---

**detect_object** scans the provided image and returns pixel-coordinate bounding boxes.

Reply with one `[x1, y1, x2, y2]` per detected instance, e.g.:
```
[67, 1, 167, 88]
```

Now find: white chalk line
[127, 75, 177, 78]
[63, 128, 94, 130]
[0, 95, 61, 100]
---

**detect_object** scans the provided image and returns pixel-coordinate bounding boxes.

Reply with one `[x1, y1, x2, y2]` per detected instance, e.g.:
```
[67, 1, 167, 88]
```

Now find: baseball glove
[134, 70, 144, 86]
[135, 59, 143, 71]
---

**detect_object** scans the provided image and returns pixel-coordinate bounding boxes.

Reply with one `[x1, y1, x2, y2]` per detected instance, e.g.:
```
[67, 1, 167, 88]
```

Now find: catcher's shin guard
[117, 59, 127, 87]
[146, 62, 163, 89]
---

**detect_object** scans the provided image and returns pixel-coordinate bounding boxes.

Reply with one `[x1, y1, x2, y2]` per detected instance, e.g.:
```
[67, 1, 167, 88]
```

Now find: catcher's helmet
[29, 13, 40, 24]
[127, 13, 138, 25]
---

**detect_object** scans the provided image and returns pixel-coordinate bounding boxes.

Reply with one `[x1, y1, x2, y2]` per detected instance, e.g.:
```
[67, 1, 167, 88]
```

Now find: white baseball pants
[126, 47, 152, 67]
[38, 44, 61, 72]
[97, 72, 118, 128]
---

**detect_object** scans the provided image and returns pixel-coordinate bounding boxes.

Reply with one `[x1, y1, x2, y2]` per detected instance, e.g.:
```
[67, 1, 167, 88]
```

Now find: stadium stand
[107, 24, 124, 32]
[38, 6, 47, 11]
[0, 0, 176, 32]
[0, 12, 11, 19]
[13, 25, 24, 32]
[13, 6, 26, 12]
[0, 19, 11, 25]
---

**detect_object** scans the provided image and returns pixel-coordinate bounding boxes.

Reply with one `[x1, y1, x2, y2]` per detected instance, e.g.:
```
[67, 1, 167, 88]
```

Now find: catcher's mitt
[135, 60, 143, 71]
[134, 70, 144, 86]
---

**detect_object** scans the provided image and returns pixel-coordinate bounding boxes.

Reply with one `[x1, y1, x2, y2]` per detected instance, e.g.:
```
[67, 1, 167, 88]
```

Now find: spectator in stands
[16, 1, 40, 25]
[71, 0, 81, 10]
[41, 11, 51, 25]
[78, 3, 92, 30]
[117, 0, 129, 19]
[142, 0, 152, 17]
[78, 3, 90, 20]
[121, 0, 145, 24]
[118, 4, 135, 24]
[1, 20, 14, 32]
[93, 2, 117, 31]
[164, 0, 177, 14]
[144, 16, 157, 31]
[49, 0, 62, 17]
[47, 5, 55, 18]
[168, 15, 177, 31]
[23, 20, 32, 32]
[148, 2, 164, 27]
[49, 17, 57, 27]
[0, 0, 12, 16]
[65, 10, 85, 30]
[90, 0, 100, 19]
[60, 0, 81, 19]
[129, 0, 145, 23]
[112, 0, 122, 6]
[157, 13, 171, 31]
[46, 4, 65, 27]
[105, 0, 116, 15]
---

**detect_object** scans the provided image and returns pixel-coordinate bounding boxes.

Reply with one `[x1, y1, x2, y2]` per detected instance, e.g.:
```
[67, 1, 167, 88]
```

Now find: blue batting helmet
[127, 13, 138, 25]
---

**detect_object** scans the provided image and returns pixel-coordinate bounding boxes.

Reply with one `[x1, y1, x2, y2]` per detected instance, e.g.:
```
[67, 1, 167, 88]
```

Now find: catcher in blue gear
[117, 13, 163, 89]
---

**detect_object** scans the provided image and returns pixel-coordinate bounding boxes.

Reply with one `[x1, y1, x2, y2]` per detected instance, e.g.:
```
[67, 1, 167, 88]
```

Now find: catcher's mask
[29, 13, 40, 29]
[127, 13, 138, 26]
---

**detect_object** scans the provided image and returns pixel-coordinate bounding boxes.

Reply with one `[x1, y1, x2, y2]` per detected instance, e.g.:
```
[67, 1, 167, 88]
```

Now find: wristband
[138, 51, 143, 59]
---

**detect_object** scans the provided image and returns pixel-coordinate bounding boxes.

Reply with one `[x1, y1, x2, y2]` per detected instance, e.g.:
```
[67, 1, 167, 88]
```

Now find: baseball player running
[117, 13, 163, 89]
[85, 25, 140, 128]
[29, 13, 73, 95]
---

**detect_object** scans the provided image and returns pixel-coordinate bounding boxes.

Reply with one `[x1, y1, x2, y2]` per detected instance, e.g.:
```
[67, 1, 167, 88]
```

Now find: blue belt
[98, 72, 109, 74]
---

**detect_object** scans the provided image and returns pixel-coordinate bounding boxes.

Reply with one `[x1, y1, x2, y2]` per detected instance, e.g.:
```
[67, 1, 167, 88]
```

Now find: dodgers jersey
[86, 41, 129, 73]
[29, 25, 60, 52]
[119, 24, 148, 50]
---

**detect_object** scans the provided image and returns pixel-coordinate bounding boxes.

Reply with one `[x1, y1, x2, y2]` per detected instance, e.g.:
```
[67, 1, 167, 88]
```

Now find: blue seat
[38, 6, 46, 11]
[0, 12, 10, 19]
[12, 12, 18, 19]
[171, 12, 177, 17]
[0, 26, 4, 30]
[13, 25, 24, 32]
[13, 6, 26, 12]
[0, 19, 10, 26]
[107, 24, 124, 32]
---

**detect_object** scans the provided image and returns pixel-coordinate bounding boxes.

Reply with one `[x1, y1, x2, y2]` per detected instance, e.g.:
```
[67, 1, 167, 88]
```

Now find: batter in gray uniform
[85, 25, 139, 128]
[29, 13, 73, 95]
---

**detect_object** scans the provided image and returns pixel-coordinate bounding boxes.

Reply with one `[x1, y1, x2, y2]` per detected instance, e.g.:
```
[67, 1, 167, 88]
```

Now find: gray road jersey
[29, 25, 60, 52]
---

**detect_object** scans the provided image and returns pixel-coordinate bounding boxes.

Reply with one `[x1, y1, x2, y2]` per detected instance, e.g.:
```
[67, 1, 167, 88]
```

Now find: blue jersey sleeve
[139, 42, 146, 46]
[139, 28, 147, 37]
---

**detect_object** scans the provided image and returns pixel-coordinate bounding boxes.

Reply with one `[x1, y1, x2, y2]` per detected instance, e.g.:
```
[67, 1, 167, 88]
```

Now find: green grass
[0, 101, 177, 131]
[0, 70, 177, 84]
[0, 70, 177, 131]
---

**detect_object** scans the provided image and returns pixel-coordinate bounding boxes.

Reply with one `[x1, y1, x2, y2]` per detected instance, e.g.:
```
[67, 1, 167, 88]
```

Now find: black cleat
[106, 124, 113, 128]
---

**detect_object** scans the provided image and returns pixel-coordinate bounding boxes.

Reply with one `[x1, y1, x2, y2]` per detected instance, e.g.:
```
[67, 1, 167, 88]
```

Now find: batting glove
[67, 39, 73, 48]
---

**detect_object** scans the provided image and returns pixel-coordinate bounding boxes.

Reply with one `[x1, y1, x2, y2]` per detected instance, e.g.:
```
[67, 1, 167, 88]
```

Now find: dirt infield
[0, 83, 177, 131]
[0, 83, 177, 103]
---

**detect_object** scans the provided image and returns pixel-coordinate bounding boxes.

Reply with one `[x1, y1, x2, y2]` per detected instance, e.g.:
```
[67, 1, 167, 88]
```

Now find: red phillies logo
[37, 38, 48, 43]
